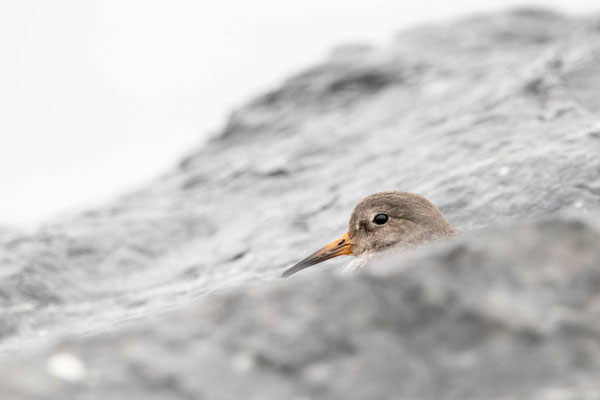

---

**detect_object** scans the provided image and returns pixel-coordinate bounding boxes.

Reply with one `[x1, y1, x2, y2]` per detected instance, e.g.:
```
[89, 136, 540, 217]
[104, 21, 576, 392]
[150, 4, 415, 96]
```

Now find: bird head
[281, 191, 453, 278]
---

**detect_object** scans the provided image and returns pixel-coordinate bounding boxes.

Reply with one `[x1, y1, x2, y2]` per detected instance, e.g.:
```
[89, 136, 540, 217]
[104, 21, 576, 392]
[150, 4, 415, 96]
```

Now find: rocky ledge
[1, 8, 600, 399]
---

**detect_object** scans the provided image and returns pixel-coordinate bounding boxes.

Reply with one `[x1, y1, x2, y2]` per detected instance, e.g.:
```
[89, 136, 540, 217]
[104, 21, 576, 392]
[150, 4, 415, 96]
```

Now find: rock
[1, 8, 600, 399]
[1, 217, 600, 400]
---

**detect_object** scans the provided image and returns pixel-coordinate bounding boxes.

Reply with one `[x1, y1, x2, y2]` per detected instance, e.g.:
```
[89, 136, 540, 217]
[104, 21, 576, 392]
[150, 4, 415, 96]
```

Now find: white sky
[0, 0, 598, 227]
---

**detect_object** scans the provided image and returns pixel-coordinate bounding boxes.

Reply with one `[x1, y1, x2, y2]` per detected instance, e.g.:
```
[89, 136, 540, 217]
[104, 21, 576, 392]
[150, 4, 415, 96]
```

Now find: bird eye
[372, 214, 389, 225]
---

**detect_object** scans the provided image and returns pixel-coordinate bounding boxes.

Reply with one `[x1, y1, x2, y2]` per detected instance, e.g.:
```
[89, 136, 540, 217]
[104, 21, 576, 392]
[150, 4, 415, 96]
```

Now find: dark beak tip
[280, 264, 304, 278]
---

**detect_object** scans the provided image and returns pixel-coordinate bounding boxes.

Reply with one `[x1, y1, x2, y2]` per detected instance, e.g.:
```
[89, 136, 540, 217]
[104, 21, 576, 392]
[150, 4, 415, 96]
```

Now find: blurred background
[1, 0, 598, 228]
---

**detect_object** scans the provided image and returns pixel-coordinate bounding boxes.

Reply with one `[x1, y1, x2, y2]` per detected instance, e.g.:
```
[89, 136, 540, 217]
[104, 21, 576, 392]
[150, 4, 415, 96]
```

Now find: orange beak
[281, 232, 353, 278]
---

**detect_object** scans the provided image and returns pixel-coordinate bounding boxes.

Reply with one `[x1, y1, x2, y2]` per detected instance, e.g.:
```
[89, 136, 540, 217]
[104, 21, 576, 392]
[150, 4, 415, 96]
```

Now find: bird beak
[281, 232, 353, 278]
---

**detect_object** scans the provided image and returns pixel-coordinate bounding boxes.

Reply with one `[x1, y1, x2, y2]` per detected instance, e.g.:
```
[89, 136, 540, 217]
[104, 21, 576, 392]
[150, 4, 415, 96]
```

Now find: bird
[281, 191, 455, 278]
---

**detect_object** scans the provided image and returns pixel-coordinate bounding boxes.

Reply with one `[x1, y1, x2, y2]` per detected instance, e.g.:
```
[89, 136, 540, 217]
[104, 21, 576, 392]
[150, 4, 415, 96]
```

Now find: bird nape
[281, 191, 454, 278]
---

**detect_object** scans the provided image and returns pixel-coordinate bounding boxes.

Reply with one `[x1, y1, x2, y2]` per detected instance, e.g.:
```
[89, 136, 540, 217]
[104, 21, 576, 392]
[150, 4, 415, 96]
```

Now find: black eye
[373, 214, 389, 225]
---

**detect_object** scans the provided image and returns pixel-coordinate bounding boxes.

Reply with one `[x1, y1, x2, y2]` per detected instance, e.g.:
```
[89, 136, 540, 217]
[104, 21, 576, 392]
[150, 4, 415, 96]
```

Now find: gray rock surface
[1, 8, 600, 399]
[2, 218, 600, 400]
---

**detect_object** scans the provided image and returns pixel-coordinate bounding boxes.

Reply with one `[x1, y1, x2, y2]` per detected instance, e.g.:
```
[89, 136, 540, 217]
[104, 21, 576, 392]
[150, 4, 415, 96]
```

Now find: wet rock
[1, 218, 600, 399]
